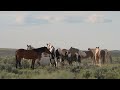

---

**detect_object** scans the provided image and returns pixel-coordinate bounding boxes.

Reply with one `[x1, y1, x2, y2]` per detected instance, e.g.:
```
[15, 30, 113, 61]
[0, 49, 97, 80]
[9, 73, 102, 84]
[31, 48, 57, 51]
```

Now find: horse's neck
[95, 49, 101, 56]
[27, 46, 34, 50]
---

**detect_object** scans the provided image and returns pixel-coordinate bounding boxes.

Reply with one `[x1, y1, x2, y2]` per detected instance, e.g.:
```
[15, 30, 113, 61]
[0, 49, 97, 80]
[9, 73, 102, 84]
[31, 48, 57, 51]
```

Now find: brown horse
[79, 50, 93, 59]
[55, 48, 69, 66]
[88, 47, 112, 66]
[68, 47, 81, 66]
[15, 47, 51, 69]
[88, 48, 97, 65]
[102, 49, 112, 64]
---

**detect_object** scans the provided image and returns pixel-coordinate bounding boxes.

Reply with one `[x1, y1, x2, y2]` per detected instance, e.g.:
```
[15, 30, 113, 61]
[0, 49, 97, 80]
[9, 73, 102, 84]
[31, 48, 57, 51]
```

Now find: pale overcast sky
[0, 11, 119, 50]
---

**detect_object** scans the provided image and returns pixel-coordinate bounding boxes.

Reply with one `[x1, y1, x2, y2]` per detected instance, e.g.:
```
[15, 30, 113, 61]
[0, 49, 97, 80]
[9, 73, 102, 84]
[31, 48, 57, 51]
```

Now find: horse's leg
[103, 54, 106, 64]
[19, 59, 22, 68]
[37, 55, 41, 66]
[49, 58, 53, 67]
[97, 56, 101, 67]
[109, 55, 112, 64]
[55, 58, 58, 67]
[31, 59, 35, 69]
[31, 60, 33, 69]
[99, 58, 102, 67]
[37, 61, 41, 66]
[61, 58, 65, 66]
[16, 57, 18, 68]
[37, 58, 41, 66]
[78, 55, 81, 67]
[68, 56, 72, 66]
[94, 56, 96, 66]
[92, 59, 95, 65]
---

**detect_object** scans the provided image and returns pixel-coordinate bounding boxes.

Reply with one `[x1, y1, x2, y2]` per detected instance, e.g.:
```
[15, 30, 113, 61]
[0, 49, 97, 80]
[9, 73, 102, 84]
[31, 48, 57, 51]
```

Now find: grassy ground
[0, 55, 120, 79]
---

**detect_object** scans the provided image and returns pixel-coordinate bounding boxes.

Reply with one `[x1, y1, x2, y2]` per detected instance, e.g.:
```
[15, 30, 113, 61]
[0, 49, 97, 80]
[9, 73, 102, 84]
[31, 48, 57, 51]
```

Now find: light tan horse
[95, 47, 102, 66]
[88, 47, 103, 66]
[88, 47, 112, 66]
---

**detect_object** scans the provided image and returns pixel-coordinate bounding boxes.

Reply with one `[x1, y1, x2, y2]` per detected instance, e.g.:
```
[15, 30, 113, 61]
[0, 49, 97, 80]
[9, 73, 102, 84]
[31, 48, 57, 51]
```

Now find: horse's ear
[27, 45, 28, 47]
[46, 43, 48, 46]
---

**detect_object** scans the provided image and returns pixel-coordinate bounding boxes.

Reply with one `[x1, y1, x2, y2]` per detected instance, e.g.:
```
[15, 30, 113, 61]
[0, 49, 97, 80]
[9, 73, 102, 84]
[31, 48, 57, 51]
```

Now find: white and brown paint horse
[46, 43, 69, 67]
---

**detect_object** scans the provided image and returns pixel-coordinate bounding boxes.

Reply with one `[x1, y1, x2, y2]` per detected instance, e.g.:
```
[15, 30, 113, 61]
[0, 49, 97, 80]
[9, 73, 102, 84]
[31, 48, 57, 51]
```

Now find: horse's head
[88, 48, 90, 50]
[27, 45, 34, 50]
[46, 43, 54, 53]
[27, 45, 31, 50]
[88, 48, 95, 51]
[88, 48, 96, 54]
[95, 47, 100, 54]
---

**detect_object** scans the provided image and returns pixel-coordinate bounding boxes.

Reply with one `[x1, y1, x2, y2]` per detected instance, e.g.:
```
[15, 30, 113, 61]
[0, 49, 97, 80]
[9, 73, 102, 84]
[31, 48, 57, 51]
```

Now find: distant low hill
[0, 48, 16, 57]
[110, 50, 120, 57]
[0, 48, 120, 57]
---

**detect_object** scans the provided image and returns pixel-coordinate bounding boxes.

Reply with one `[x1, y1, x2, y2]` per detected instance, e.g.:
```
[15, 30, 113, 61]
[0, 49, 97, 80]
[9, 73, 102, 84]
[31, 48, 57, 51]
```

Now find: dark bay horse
[68, 47, 81, 66]
[15, 47, 51, 69]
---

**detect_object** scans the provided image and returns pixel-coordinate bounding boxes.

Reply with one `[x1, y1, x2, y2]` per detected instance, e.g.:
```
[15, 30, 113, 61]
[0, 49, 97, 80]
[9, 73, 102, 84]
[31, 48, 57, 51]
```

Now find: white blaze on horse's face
[46, 43, 50, 50]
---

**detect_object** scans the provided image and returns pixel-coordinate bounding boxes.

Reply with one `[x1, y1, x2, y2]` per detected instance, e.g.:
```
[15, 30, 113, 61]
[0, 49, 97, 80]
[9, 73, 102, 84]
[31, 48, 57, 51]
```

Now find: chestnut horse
[15, 47, 51, 69]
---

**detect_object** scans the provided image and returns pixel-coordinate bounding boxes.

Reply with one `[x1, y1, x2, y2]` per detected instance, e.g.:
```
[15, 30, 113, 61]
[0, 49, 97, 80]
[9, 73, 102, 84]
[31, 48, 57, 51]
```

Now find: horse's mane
[69, 47, 79, 52]
[32, 47, 47, 52]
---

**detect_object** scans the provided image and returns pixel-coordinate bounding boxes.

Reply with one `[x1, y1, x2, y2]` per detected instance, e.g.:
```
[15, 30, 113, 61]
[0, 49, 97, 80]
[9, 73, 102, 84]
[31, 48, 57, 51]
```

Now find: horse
[102, 49, 112, 64]
[88, 47, 112, 66]
[47, 43, 57, 66]
[95, 47, 107, 67]
[46, 43, 69, 67]
[68, 47, 81, 66]
[55, 48, 69, 66]
[88, 48, 98, 65]
[27, 44, 50, 59]
[80, 50, 94, 59]
[15, 46, 51, 69]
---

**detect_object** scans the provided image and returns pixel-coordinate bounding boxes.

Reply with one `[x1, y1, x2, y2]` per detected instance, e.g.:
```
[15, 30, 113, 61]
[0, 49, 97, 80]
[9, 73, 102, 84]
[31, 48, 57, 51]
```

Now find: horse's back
[16, 49, 39, 59]
[16, 49, 25, 54]
[69, 47, 79, 56]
